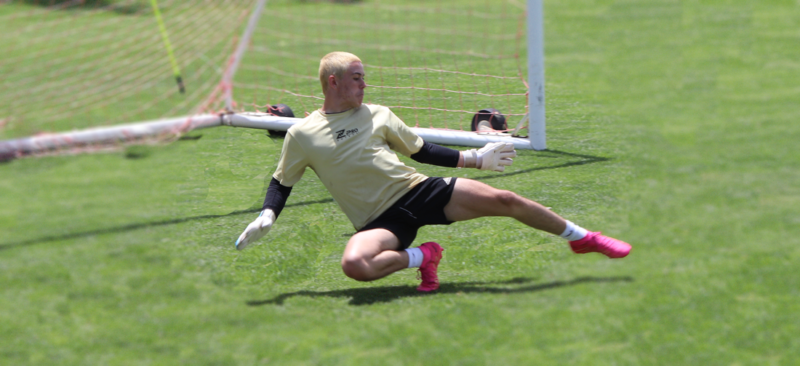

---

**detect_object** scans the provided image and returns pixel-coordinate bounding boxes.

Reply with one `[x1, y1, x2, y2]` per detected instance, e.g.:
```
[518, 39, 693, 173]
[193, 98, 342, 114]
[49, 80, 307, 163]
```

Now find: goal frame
[226, 0, 547, 150]
[0, 0, 547, 159]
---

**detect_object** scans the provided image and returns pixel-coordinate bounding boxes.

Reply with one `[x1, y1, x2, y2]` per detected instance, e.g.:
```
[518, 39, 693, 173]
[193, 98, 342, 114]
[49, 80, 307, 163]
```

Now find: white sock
[405, 247, 424, 268]
[560, 220, 588, 241]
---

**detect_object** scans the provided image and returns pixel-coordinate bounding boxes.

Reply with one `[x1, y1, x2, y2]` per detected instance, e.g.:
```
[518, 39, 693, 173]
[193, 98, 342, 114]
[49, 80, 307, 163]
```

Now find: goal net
[0, 0, 253, 141]
[0, 0, 545, 159]
[224, 0, 544, 149]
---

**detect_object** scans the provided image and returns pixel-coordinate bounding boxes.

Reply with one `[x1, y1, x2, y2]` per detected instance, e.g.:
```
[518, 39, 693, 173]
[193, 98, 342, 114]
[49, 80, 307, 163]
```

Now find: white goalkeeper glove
[235, 209, 276, 251]
[463, 142, 517, 172]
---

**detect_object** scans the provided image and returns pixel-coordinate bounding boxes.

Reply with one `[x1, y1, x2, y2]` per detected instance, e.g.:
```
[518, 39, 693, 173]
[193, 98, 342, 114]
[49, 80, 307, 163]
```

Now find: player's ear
[328, 74, 337, 89]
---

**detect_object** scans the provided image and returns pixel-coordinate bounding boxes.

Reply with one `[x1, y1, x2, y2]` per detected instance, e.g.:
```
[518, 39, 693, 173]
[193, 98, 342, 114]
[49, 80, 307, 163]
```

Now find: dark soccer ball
[470, 108, 507, 132]
[266, 104, 295, 137]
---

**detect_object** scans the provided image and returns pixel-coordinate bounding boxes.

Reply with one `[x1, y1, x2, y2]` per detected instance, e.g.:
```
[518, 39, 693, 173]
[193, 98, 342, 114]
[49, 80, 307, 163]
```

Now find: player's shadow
[0, 149, 607, 250]
[247, 276, 634, 306]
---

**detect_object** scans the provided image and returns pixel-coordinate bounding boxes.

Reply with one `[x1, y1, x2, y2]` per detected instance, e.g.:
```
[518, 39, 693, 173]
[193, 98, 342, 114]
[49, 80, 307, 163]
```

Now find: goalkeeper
[236, 52, 631, 292]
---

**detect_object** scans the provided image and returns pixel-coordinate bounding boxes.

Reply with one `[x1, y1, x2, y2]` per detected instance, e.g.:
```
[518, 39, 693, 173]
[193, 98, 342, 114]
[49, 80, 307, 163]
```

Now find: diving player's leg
[444, 178, 631, 258]
[341, 228, 443, 291]
[444, 178, 566, 235]
[341, 228, 408, 281]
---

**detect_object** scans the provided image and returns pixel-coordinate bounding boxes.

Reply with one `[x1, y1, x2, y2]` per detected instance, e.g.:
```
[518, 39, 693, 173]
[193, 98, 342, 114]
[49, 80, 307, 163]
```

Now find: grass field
[2, 0, 799, 365]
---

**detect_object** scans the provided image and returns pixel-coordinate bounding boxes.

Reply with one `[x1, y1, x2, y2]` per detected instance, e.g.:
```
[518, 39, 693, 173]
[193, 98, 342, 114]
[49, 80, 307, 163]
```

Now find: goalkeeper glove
[235, 209, 276, 251]
[463, 142, 517, 172]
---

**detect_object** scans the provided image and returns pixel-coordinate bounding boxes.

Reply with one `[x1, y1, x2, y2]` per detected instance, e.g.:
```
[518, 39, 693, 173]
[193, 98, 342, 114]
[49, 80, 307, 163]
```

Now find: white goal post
[527, 0, 547, 150]
[223, 113, 535, 150]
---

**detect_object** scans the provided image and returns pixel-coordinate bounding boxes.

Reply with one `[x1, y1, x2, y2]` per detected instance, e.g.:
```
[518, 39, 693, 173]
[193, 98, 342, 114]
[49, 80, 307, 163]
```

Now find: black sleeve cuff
[410, 140, 460, 168]
[262, 177, 292, 218]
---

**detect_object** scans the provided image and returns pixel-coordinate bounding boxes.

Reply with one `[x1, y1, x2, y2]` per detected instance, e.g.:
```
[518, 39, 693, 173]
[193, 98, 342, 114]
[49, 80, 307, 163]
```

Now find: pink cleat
[416, 242, 443, 292]
[569, 232, 631, 258]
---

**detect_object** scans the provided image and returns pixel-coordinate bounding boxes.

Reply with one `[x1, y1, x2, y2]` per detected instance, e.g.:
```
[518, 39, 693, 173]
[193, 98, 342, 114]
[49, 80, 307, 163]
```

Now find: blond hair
[319, 51, 361, 94]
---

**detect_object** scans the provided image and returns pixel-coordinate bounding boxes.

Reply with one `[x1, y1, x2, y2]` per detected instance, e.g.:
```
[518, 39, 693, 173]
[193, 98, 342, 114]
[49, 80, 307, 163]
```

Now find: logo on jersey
[335, 128, 359, 142]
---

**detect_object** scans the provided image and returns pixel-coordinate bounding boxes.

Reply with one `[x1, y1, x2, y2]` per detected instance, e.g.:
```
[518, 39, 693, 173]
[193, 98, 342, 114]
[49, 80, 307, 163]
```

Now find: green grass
[2, 0, 800, 365]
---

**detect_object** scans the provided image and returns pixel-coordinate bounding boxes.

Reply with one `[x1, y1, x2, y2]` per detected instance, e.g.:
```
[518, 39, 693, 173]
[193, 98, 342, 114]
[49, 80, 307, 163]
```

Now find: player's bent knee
[341, 256, 372, 281]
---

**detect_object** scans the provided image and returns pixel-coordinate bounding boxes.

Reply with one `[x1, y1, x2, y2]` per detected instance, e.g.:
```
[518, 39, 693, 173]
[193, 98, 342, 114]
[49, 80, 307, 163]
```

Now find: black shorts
[358, 177, 457, 250]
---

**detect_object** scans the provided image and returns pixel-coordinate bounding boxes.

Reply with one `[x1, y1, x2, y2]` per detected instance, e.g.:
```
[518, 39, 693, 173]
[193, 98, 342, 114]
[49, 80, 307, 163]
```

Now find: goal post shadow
[469, 149, 611, 182]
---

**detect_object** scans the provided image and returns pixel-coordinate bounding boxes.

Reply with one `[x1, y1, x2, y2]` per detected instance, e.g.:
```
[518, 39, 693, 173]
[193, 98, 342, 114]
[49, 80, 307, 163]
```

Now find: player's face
[337, 61, 366, 110]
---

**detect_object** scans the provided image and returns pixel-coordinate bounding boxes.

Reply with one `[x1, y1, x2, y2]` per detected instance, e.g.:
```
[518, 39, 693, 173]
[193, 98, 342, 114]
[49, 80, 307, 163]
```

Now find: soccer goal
[0, 0, 547, 160]
[224, 0, 547, 150]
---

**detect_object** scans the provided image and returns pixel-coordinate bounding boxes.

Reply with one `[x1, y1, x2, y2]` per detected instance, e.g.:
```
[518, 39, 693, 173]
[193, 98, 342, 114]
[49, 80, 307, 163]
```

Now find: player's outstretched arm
[410, 140, 461, 167]
[235, 177, 292, 250]
[410, 140, 516, 172]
